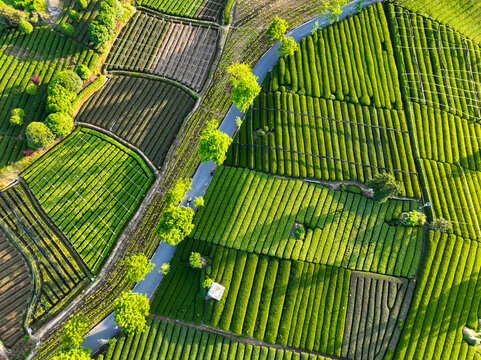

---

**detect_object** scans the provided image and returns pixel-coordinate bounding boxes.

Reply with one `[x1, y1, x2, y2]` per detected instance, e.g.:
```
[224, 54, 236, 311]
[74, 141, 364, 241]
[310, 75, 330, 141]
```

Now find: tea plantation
[0, 0, 479, 359]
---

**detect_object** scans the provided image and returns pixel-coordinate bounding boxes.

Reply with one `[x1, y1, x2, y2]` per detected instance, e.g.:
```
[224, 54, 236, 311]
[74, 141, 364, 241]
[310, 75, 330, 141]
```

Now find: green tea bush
[18, 20, 33, 34]
[76, 64, 91, 80]
[25, 122, 55, 149]
[68, 9, 80, 21]
[45, 112, 74, 137]
[60, 22, 74, 36]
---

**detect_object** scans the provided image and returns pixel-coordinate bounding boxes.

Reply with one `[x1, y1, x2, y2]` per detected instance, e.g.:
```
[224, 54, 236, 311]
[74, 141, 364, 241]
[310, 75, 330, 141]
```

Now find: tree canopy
[61, 315, 89, 349]
[278, 36, 299, 56]
[266, 15, 288, 40]
[124, 253, 154, 284]
[198, 122, 232, 165]
[114, 291, 150, 335]
[165, 178, 191, 206]
[25, 122, 55, 149]
[227, 63, 261, 111]
[157, 206, 195, 245]
[366, 173, 402, 203]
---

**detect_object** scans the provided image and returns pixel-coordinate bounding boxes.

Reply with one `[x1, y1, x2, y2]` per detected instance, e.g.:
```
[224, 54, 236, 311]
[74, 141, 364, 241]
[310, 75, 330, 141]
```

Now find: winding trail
[82, 0, 380, 352]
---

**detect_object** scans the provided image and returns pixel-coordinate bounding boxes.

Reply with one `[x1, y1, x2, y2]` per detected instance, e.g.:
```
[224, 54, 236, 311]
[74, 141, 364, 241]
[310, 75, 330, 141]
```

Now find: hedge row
[342, 272, 415, 359]
[394, 232, 481, 360]
[0, 27, 96, 169]
[137, 0, 226, 22]
[268, 2, 403, 110]
[105, 12, 219, 92]
[387, 4, 481, 122]
[225, 91, 420, 197]
[76, 75, 195, 168]
[152, 239, 351, 355]
[97, 317, 332, 360]
[22, 127, 154, 273]
[0, 182, 89, 328]
[192, 166, 423, 278]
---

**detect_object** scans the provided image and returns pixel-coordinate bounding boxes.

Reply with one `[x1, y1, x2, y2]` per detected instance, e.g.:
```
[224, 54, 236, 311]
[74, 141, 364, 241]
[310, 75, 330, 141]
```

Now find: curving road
[82, 0, 380, 352]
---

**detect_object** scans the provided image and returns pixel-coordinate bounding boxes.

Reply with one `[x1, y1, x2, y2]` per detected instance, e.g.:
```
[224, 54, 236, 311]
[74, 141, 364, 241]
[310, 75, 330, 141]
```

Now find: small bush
[50, 70, 82, 93]
[189, 252, 207, 269]
[12, 108, 25, 117]
[77, 0, 88, 9]
[76, 64, 91, 80]
[431, 218, 452, 233]
[26, 82, 37, 95]
[399, 211, 427, 227]
[18, 20, 33, 34]
[68, 9, 80, 21]
[295, 225, 305, 240]
[25, 122, 55, 149]
[159, 263, 170, 275]
[9, 115, 23, 126]
[45, 112, 74, 137]
[88, 20, 109, 44]
[60, 22, 74, 36]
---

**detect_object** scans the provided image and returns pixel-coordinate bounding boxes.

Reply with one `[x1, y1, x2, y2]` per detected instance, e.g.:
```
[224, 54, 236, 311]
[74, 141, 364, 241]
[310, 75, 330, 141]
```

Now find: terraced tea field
[0, 228, 33, 349]
[138, 0, 227, 22]
[75, 75, 196, 168]
[0, 183, 90, 327]
[22, 128, 154, 273]
[0, 28, 96, 169]
[105, 11, 219, 92]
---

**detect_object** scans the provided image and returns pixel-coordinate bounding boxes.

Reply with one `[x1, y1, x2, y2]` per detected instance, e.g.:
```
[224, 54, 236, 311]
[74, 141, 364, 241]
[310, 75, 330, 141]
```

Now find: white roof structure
[207, 282, 225, 301]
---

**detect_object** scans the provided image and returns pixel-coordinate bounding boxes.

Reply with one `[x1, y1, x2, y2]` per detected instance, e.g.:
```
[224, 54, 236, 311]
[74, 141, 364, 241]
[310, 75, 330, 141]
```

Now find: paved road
[82, 0, 379, 351]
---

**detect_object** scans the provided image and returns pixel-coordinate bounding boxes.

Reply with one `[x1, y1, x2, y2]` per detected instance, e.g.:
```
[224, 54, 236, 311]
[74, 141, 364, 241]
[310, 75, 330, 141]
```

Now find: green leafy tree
[399, 211, 427, 227]
[189, 252, 207, 269]
[114, 291, 150, 335]
[61, 315, 89, 349]
[159, 263, 170, 275]
[431, 218, 452, 233]
[266, 15, 288, 40]
[198, 122, 232, 165]
[278, 36, 299, 56]
[45, 112, 74, 137]
[26, 82, 37, 95]
[124, 253, 154, 284]
[165, 178, 191, 206]
[18, 20, 33, 34]
[194, 196, 204, 207]
[366, 173, 402, 203]
[26, 122, 55, 149]
[69, 9, 80, 21]
[88, 20, 109, 44]
[227, 63, 261, 111]
[46, 84, 75, 114]
[51, 347, 92, 360]
[202, 277, 214, 288]
[60, 23, 75, 36]
[235, 116, 243, 128]
[77, 0, 88, 9]
[50, 71, 83, 93]
[157, 206, 195, 245]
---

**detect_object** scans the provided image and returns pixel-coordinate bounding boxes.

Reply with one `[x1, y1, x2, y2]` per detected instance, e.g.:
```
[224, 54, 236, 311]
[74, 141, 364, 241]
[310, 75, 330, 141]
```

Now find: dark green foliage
[46, 84, 75, 114]
[50, 70, 83, 93]
[68, 9, 80, 21]
[367, 173, 402, 203]
[77, 0, 88, 9]
[60, 22, 75, 36]
[26, 82, 38, 95]
[97, 10, 116, 31]
[431, 218, 452, 233]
